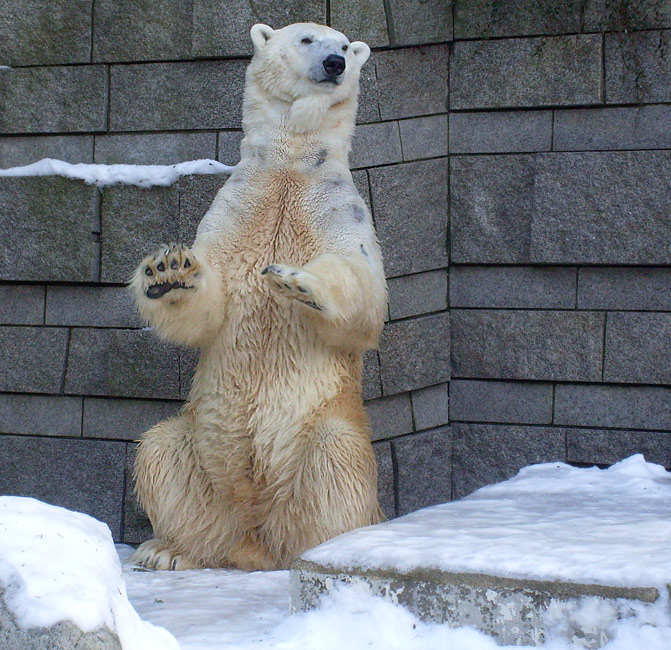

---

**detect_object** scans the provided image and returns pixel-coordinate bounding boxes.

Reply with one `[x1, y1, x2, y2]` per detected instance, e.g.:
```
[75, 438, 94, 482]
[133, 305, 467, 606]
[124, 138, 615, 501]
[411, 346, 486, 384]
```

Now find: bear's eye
[342, 44, 348, 52]
[301, 37, 312, 45]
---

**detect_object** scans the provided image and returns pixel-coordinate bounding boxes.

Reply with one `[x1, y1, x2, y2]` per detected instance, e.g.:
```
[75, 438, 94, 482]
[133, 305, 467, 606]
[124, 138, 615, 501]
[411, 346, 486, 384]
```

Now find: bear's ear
[350, 41, 371, 65]
[250, 24, 274, 50]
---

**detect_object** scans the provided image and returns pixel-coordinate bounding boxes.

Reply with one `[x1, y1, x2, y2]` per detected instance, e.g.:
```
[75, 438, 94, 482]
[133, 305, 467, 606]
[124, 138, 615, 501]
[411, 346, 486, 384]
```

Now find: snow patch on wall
[0, 158, 237, 188]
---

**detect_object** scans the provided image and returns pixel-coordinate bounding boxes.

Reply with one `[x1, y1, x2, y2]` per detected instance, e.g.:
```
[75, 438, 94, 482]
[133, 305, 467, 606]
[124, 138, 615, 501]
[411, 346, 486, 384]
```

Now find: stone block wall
[447, 0, 671, 500]
[2, 1, 670, 544]
[0, 0, 449, 542]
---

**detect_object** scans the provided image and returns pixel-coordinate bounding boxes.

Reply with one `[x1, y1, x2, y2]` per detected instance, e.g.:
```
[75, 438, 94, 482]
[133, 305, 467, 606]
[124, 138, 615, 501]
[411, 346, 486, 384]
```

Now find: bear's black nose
[323, 54, 346, 77]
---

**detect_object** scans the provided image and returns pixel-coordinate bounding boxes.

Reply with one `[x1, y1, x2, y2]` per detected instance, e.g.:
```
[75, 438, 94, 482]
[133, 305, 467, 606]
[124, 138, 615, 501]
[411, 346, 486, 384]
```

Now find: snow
[3, 457, 671, 650]
[120, 560, 671, 650]
[0, 157, 237, 188]
[0, 497, 179, 650]
[303, 454, 671, 589]
[119, 558, 504, 650]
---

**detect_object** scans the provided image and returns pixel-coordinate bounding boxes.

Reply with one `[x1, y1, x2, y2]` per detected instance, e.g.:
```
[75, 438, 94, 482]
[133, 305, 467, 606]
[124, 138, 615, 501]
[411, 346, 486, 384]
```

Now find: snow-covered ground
[303, 454, 671, 588]
[2, 456, 671, 650]
[0, 158, 237, 188]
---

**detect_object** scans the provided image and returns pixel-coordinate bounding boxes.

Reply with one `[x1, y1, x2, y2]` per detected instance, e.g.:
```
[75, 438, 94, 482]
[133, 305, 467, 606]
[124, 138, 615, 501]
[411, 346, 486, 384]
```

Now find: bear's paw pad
[139, 244, 200, 301]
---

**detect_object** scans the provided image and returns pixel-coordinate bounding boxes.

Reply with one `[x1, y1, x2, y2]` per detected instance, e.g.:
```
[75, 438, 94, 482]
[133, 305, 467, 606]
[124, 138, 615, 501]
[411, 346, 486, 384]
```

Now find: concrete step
[290, 456, 671, 648]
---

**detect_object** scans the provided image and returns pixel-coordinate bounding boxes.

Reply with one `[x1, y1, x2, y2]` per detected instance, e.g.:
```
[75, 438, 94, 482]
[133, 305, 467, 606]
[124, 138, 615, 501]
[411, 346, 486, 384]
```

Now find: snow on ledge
[0, 158, 237, 188]
[0, 497, 179, 650]
[302, 454, 671, 589]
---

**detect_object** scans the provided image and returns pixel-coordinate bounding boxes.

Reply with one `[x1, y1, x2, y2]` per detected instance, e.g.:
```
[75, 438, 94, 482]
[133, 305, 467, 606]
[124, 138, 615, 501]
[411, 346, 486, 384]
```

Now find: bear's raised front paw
[261, 264, 323, 311]
[136, 244, 200, 301]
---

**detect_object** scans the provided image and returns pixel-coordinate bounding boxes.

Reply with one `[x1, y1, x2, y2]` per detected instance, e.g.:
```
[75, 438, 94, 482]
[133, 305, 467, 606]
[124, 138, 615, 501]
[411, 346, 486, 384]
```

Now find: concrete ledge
[290, 559, 663, 647]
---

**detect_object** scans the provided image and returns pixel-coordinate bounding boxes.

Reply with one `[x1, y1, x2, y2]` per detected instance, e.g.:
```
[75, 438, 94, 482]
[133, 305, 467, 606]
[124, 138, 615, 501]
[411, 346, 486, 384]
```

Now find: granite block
[0, 135, 93, 167]
[388, 0, 452, 45]
[369, 159, 448, 277]
[379, 312, 450, 395]
[387, 270, 448, 320]
[0, 0, 92, 66]
[350, 121, 402, 169]
[46, 286, 141, 328]
[178, 174, 225, 244]
[454, 0, 583, 38]
[218, 131, 244, 166]
[64, 329, 180, 399]
[450, 155, 535, 263]
[449, 110, 552, 154]
[362, 349, 382, 401]
[373, 441, 396, 520]
[449, 266, 576, 309]
[578, 267, 671, 310]
[554, 105, 671, 151]
[0, 177, 98, 281]
[452, 423, 565, 499]
[95, 132, 217, 165]
[83, 397, 181, 440]
[376, 46, 448, 120]
[110, 61, 247, 131]
[100, 184, 180, 283]
[331, 0, 389, 48]
[393, 427, 451, 515]
[366, 393, 414, 441]
[567, 428, 671, 469]
[411, 383, 449, 431]
[192, 0, 326, 58]
[0, 286, 44, 325]
[451, 35, 602, 110]
[0, 327, 68, 393]
[451, 310, 603, 381]
[604, 312, 671, 385]
[357, 53, 381, 124]
[93, 0, 192, 61]
[555, 384, 671, 431]
[450, 379, 553, 424]
[399, 115, 448, 161]
[606, 31, 671, 104]
[0, 65, 107, 134]
[584, 0, 671, 31]
[530, 151, 671, 264]
[0, 394, 82, 437]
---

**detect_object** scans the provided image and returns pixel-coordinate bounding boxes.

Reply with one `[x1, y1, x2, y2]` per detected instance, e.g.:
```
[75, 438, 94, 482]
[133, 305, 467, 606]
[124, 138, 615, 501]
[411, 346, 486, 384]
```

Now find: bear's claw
[262, 263, 324, 311]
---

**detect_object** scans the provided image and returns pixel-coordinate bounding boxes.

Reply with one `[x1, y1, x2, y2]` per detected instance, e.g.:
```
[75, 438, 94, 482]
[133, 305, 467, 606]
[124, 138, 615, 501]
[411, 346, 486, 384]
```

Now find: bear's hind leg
[130, 413, 240, 570]
[261, 401, 381, 567]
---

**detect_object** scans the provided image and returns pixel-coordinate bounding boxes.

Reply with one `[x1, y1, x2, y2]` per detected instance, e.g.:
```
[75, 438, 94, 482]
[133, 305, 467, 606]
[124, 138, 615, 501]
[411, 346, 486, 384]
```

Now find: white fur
[129, 23, 386, 572]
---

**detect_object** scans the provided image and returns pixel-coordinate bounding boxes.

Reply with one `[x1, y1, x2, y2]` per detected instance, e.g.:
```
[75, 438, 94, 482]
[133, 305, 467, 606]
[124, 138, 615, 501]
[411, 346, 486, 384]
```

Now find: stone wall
[1, 1, 670, 544]
[0, 0, 449, 542]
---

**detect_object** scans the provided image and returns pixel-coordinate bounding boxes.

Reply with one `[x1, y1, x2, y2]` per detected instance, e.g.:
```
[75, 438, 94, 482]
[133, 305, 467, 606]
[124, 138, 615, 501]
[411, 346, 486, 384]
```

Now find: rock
[0, 594, 121, 650]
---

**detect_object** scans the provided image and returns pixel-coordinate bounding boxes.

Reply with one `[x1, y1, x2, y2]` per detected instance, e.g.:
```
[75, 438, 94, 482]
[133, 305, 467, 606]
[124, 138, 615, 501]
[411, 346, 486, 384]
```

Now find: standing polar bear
[129, 23, 387, 571]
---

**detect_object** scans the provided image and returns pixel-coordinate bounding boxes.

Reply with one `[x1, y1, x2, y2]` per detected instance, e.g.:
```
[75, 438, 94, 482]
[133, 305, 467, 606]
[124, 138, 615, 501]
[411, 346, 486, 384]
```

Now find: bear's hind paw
[128, 538, 198, 571]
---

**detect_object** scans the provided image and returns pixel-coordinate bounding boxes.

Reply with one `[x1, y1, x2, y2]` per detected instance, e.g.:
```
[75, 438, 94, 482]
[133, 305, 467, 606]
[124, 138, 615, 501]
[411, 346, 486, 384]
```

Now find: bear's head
[246, 22, 371, 133]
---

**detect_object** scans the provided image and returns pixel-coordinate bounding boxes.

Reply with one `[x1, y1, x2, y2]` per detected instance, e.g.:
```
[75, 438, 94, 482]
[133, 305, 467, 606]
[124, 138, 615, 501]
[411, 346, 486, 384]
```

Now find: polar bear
[129, 22, 387, 571]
